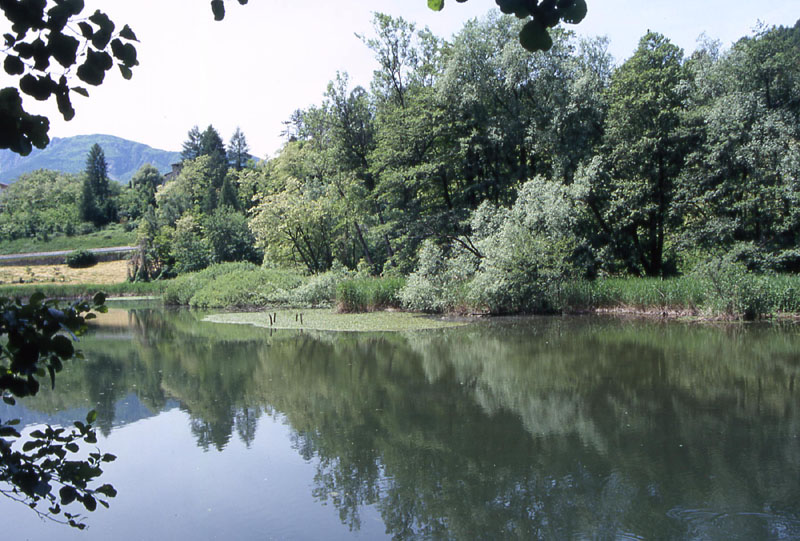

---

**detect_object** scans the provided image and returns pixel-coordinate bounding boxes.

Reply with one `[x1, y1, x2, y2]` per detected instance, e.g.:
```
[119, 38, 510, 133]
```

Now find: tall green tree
[228, 127, 250, 171]
[80, 143, 115, 227]
[590, 32, 686, 276]
[181, 125, 203, 161]
[119, 164, 163, 221]
[677, 23, 800, 270]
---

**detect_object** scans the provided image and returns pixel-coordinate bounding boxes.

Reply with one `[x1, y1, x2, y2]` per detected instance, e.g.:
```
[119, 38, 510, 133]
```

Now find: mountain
[0, 134, 182, 184]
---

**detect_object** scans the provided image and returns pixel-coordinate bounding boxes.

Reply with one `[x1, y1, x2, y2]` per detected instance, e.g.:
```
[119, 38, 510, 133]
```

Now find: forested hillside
[0, 134, 180, 183]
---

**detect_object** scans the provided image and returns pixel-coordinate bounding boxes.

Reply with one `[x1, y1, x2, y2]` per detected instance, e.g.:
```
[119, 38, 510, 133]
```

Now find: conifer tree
[228, 127, 250, 171]
[80, 143, 114, 226]
[181, 126, 203, 161]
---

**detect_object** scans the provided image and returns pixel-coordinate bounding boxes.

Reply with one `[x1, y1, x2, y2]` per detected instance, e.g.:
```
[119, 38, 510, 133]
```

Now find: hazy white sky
[9, 0, 799, 158]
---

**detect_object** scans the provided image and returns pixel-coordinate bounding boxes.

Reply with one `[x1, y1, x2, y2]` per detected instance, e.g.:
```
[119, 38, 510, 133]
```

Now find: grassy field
[0, 224, 136, 255]
[0, 260, 129, 285]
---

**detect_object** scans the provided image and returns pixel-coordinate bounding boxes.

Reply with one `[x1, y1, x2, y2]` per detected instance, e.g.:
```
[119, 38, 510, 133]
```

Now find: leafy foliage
[0, 1, 139, 155]
[0, 169, 83, 241]
[0, 292, 115, 528]
[64, 249, 98, 269]
[429, 0, 588, 52]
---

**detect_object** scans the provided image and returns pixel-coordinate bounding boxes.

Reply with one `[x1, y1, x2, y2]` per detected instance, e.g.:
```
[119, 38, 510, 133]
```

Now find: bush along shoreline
[153, 262, 800, 322]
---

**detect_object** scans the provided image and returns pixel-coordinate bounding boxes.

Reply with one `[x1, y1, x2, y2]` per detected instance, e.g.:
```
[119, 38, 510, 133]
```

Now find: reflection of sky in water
[2, 311, 800, 540]
[1, 409, 389, 540]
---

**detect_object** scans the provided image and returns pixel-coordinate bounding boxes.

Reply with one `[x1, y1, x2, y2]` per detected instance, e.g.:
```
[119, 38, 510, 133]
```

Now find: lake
[2, 305, 799, 540]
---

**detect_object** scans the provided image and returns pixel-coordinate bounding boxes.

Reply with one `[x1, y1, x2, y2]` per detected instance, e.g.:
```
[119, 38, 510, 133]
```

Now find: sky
[8, 0, 799, 158]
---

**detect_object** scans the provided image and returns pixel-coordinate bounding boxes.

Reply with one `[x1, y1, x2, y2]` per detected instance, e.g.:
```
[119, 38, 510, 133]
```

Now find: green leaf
[89, 10, 115, 50]
[4, 55, 25, 76]
[119, 65, 132, 80]
[96, 484, 117, 497]
[519, 20, 553, 52]
[427, 0, 444, 10]
[0, 426, 21, 438]
[48, 31, 80, 68]
[110, 38, 138, 67]
[23, 440, 42, 452]
[86, 410, 97, 424]
[65, 442, 79, 453]
[82, 494, 97, 512]
[60, 486, 77, 505]
[29, 291, 45, 306]
[561, 0, 588, 24]
[72, 86, 89, 97]
[78, 22, 93, 39]
[2, 395, 16, 406]
[211, 0, 225, 21]
[119, 24, 138, 42]
[51, 335, 74, 358]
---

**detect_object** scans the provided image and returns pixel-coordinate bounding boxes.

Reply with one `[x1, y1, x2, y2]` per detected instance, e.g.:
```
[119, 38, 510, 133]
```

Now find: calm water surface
[1, 305, 799, 540]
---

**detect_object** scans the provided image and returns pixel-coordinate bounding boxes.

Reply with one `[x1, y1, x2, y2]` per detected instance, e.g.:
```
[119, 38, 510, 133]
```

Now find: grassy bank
[0, 224, 135, 255]
[558, 274, 800, 319]
[6, 259, 796, 321]
[163, 263, 406, 310]
[0, 280, 167, 299]
[159, 262, 800, 319]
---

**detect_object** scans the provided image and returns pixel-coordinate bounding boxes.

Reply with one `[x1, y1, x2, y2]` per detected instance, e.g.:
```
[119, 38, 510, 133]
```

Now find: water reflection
[12, 309, 800, 539]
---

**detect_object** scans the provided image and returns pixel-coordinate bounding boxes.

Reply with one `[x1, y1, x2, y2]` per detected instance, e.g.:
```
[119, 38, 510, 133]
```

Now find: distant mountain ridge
[0, 134, 182, 184]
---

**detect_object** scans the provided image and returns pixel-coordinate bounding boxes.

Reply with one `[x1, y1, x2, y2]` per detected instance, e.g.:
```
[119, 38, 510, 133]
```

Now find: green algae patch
[203, 309, 469, 332]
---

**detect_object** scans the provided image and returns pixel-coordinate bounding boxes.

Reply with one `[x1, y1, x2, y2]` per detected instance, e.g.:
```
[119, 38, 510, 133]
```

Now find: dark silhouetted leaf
[519, 20, 553, 51]
[211, 0, 224, 21]
[4, 55, 25, 75]
[59, 486, 77, 505]
[119, 24, 137, 41]
[48, 31, 80, 68]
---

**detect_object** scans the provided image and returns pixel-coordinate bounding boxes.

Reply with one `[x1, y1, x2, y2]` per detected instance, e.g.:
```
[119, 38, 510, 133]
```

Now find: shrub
[694, 257, 770, 320]
[399, 240, 476, 313]
[291, 264, 353, 307]
[162, 263, 304, 308]
[65, 249, 98, 268]
[336, 276, 406, 312]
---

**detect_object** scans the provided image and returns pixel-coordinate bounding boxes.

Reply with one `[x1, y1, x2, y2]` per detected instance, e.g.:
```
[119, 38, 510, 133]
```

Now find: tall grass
[163, 263, 304, 308]
[335, 276, 406, 312]
[556, 274, 800, 319]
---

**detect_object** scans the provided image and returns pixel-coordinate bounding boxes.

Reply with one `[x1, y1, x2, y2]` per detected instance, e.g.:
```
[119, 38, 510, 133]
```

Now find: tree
[0, 169, 83, 240]
[590, 32, 686, 276]
[119, 164, 163, 221]
[677, 23, 800, 270]
[228, 126, 250, 171]
[181, 125, 203, 161]
[80, 143, 114, 226]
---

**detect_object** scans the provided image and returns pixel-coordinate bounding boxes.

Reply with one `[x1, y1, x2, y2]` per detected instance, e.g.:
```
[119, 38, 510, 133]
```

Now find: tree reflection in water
[19, 308, 800, 539]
